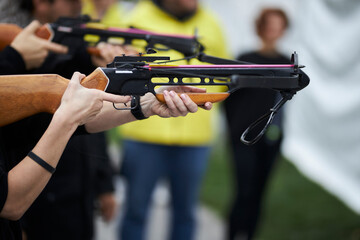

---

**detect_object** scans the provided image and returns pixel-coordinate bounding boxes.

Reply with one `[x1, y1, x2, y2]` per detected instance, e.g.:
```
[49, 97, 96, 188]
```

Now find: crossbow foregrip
[155, 92, 230, 105]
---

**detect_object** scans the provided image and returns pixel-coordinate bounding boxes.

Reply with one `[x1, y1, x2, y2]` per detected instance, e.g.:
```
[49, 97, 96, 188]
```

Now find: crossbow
[103, 52, 309, 144]
[0, 52, 309, 145]
[0, 15, 203, 58]
[0, 15, 310, 144]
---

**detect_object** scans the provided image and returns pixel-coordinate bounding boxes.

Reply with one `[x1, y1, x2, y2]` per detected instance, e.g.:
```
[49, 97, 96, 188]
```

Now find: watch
[131, 95, 148, 120]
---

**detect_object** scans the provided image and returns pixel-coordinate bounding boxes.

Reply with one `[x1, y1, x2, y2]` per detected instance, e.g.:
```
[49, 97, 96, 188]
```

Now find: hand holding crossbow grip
[0, 68, 109, 127]
[155, 92, 230, 105]
[0, 22, 101, 57]
[0, 23, 52, 51]
[36, 26, 106, 57]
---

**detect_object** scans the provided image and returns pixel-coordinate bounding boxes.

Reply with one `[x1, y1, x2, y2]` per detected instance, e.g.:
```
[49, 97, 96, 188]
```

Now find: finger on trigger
[101, 92, 131, 103]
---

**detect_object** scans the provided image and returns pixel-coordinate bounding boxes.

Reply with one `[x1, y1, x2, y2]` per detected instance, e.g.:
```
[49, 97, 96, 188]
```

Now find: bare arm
[85, 87, 213, 133]
[0, 72, 212, 220]
[0, 72, 130, 220]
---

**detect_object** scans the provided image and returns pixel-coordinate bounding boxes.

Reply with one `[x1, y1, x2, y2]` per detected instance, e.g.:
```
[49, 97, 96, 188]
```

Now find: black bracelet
[131, 96, 148, 120]
[27, 151, 56, 174]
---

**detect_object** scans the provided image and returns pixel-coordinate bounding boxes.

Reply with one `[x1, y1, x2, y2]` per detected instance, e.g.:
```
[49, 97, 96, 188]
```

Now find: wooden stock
[0, 68, 109, 127]
[0, 24, 53, 51]
[35, 25, 52, 40]
[155, 92, 230, 105]
[0, 23, 102, 56]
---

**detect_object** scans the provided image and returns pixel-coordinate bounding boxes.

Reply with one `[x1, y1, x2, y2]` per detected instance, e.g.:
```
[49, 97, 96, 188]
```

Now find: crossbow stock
[0, 52, 309, 145]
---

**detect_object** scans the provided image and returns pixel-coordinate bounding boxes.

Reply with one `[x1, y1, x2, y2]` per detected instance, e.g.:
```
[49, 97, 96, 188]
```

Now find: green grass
[200, 140, 234, 217]
[200, 145, 360, 239]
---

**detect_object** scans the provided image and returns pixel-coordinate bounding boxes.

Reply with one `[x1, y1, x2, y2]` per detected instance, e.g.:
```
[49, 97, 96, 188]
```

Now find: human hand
[56, 72, 131, 126]
[141, 86, 213, 118]
[10, 20, 68, 70]
[98, 193, 117, 222]
[91, 42, 139, 67]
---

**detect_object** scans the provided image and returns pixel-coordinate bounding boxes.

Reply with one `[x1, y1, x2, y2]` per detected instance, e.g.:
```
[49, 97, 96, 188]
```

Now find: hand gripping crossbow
[87, 51, 309, 145]
[0, 13, 309, 144]
[0, 15, 203, 58]
[0, 52, 309, 145]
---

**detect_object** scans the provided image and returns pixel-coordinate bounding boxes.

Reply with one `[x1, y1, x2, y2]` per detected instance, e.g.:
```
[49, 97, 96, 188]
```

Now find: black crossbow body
[0, 48, 309, 145]
[101, 51, 309, 145]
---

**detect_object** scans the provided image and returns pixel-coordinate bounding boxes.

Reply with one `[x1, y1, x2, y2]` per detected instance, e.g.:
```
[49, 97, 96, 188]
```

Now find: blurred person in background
[82, 0, 124, 26]
[0, 28, 209, 239]
[224, 8, 290, 240]
[116, 0, 229, 239]
[0, 64, 131, 240]
[0, 26, 130, 236]
[0, 20, 68, 74]
[0, 0, 132, 239]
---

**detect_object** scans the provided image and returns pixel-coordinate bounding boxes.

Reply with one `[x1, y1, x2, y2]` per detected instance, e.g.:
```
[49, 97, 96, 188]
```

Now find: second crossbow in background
[0, 15, 204, 58]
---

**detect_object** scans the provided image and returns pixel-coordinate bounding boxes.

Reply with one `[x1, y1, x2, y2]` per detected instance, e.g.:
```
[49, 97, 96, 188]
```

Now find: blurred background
[196, 0, 360, 239]
[3, 0, 359, 239]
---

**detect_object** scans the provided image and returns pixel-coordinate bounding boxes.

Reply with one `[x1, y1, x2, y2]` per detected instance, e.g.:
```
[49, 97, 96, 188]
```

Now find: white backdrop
[202, 0, 360, 214]
[202, 0, 298, 57]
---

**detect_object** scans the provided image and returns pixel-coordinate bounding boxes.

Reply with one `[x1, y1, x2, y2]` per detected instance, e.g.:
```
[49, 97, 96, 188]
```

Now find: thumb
[70, 72, 86, 85]
[23, 20, 42, 34]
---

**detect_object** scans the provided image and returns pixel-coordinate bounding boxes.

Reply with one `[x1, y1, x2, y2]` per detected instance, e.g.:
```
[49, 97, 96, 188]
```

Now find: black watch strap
[131, 96, 148, 120]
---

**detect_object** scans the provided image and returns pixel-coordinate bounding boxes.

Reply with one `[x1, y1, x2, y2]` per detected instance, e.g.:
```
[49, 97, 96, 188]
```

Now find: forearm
[85, 101, 137, 133]
[84, 89, 205, 133]
[0, 112, 78, 220]
[0, 71, 133, 220]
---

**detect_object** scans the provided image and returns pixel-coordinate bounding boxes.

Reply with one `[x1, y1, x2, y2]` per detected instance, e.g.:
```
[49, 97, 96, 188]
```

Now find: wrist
[138, 93, 156, 118]
[52, 108, 79, 134]
[131, 96, 149, 120]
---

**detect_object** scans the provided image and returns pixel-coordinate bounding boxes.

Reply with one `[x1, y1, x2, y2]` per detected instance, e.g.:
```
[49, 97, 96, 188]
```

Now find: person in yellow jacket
[117, 1, 230, 240]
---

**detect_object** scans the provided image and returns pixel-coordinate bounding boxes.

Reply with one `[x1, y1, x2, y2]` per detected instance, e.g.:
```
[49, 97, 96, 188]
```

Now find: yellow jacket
[82, 0, 124, 27]
[118, 0, 230, 146]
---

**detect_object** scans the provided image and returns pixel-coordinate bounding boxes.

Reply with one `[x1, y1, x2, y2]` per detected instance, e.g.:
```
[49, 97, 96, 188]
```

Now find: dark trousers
[227, 136, 280, 240]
